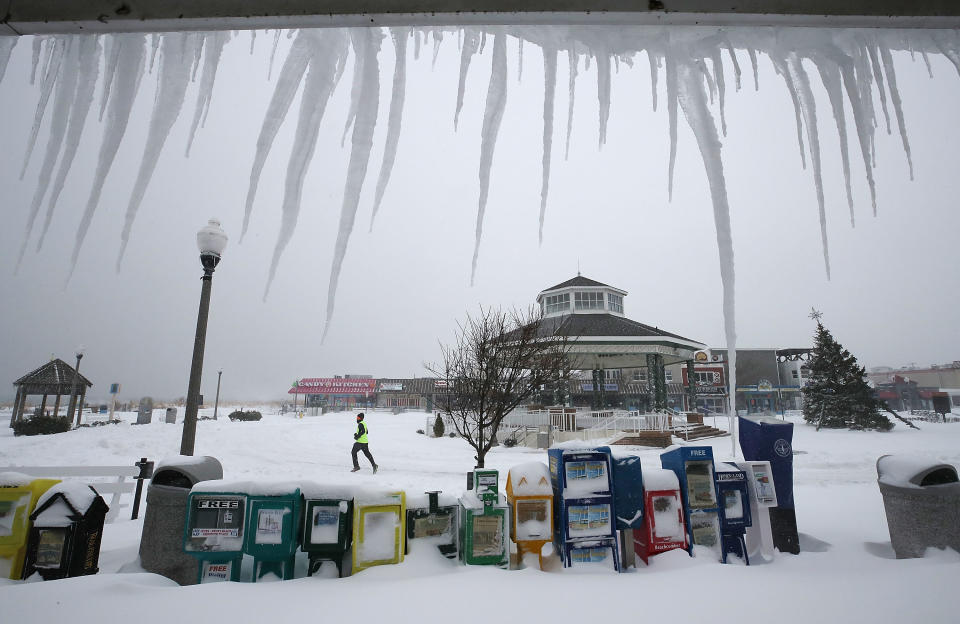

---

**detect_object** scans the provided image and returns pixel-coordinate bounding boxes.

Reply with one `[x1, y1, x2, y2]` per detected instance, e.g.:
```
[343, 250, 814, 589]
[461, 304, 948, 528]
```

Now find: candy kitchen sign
[289, 378, 377, 395]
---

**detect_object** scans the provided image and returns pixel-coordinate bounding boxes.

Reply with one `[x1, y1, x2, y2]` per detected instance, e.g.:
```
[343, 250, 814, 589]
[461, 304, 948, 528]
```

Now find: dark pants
[352, 442, 376, 469]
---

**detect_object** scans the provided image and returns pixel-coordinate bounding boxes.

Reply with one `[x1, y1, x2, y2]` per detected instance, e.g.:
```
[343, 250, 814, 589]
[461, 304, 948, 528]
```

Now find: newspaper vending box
[714, 462, 752, 564]
[633, 468, 687, 565]
[660, 446, 721, 559]
[184, 490, 247, 583]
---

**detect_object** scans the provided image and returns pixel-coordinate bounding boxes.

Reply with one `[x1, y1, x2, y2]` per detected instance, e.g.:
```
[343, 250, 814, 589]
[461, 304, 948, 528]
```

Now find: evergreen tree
[802, 310, 893, 431]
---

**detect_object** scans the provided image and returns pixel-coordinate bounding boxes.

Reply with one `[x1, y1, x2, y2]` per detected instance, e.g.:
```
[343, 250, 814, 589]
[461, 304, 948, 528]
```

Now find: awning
[289, 378, 377, 395]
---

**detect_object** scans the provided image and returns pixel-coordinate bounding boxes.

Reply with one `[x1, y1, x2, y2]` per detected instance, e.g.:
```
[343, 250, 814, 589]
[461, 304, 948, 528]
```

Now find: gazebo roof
[14, 358, 92, 392]
[541, 313, 699, 344]
[543, 275, 612, 291]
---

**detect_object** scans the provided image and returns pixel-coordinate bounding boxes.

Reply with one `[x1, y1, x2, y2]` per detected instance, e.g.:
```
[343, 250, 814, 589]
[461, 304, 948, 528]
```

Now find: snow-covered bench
[0, 458, 153, 522]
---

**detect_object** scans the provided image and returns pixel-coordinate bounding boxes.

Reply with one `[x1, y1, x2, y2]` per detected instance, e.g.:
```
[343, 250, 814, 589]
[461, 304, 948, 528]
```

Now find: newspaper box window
[406, 491, 458, 560]
[352, 490, 406, 573]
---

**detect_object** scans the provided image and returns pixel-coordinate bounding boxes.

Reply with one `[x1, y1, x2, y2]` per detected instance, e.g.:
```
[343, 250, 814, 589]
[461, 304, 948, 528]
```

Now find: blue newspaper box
[660, 446, 721, 558]
[715, 462, 753, 564]
[738, 415, 799, 554]
[548, 447, 620, 572]
[612, 455, 644, 568]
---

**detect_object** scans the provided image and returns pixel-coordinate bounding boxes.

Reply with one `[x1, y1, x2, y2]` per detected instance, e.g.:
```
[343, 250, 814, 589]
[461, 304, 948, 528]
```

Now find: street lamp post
[213, 369, 223, 421]
[68, 346, 85, 427]
[180, 219, 228, 456]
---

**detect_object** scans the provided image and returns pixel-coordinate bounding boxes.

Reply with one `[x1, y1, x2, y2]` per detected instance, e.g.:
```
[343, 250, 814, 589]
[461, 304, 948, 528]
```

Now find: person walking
[350, 413, 378, 473]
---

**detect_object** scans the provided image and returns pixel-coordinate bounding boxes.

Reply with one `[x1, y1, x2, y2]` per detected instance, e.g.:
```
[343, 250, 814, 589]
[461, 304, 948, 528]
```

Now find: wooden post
[53, 392, 62, 418]
[10, 387, 23, 428]
[40, 393, 48, 416]
[78, 387, 87, 423]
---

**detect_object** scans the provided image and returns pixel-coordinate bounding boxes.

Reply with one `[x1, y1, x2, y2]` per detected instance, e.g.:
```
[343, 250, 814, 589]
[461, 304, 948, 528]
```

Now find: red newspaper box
[634, 469, 687, 565]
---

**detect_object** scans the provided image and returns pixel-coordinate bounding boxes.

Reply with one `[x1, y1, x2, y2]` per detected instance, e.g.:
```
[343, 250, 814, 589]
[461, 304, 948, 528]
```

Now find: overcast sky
[1, 28, 958, 403]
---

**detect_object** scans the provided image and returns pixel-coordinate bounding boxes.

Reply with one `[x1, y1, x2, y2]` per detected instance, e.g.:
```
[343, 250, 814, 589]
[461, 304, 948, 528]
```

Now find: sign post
[108, 383, 120, 420]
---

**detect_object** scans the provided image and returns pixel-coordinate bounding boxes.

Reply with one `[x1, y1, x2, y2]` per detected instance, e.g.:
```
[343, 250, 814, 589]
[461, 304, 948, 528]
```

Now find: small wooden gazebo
[10, 358, 92, 428]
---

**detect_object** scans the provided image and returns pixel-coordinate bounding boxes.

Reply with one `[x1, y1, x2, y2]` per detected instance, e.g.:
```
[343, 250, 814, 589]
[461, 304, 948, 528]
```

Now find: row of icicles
[1, 26, 958, 402]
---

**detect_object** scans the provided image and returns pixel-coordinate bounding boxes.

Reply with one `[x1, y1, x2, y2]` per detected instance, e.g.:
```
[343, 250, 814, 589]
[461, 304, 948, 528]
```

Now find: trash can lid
[153, 455, 223, 487]
[877, 455, 959, 488]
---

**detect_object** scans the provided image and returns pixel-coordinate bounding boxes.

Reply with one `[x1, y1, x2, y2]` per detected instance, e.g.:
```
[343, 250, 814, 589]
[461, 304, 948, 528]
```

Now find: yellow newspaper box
[0, 473, 60, 579]
[352, 490, 406, 573]
[506, 462, 554, 570]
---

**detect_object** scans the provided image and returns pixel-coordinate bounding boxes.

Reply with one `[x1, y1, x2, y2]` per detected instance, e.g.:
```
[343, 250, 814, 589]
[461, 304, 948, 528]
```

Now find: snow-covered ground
[1, 407, 959, 623]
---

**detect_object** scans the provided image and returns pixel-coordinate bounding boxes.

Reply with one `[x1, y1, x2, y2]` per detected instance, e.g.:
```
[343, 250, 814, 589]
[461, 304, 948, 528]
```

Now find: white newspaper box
[736, 461, 778, 562]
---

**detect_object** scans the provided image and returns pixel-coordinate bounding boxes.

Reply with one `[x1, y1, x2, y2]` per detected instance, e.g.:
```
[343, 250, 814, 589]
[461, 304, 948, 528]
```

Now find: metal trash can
[877, 455, 960, 559]
[139, 456, 223, 585]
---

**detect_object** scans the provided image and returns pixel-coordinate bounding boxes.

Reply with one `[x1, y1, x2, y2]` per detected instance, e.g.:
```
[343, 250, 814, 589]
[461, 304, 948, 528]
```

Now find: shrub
[13, 414, 72, 436]
[502, 437, 517, 448]
[77, 419, 121, 428]
[228, 410, 262, 422]
[448, 432, 456, 438]
[416, 429, 425, 435]
[433, 413, 445, 438]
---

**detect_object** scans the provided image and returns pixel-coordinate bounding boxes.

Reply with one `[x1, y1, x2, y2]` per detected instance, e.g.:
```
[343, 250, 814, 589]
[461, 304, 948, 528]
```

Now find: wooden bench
[0, 458, 153, 522]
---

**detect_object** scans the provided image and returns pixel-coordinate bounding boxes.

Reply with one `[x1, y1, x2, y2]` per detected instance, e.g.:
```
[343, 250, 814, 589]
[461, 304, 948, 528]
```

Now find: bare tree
[427, 306, 575, 468]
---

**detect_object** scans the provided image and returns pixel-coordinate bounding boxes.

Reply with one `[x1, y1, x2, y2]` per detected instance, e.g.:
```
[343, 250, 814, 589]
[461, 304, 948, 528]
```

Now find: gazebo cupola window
[536, 275, 628, 319]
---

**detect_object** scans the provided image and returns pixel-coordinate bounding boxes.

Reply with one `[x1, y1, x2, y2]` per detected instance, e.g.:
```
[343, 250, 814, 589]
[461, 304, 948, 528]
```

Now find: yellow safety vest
[357, 422, 369, 444]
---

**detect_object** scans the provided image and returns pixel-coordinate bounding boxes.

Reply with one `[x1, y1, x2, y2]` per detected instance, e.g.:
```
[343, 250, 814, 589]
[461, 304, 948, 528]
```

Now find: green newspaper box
[244, 489, 302, 581]
[459, 469, 508, 567]
[184, 491, 246, 583]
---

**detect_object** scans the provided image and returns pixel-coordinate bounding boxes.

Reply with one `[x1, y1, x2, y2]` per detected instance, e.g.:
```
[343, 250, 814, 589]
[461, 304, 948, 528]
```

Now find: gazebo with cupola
[533, 275, 706, 411]
[10, 358, 92, 428]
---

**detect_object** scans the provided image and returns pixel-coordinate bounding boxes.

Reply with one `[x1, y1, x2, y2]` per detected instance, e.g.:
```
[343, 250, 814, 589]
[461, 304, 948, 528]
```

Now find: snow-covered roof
[508, 462, 552, 496]
[0, 471, 34, 487]
[191, 479, 301, 496]
[36, 482, 99, 514]
[642, 468, 680, 492]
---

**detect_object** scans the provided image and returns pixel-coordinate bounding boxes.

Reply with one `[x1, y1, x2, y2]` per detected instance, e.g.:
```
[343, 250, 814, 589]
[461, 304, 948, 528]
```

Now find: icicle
[117, 33, 200, 269]
[323, 28, 383, 336]
[149, 33, 160, 73]
[748, 47, 759, 90]
[788, 53, 830, 279]
[370, 28, 408, 231]
[723, 37, 742, 91]
[0, 37, 18, 85]
[879, 46, 914, 180]
[866, 45, 892, 134]
[454, 27, 480, 130]
[30, 36, 42, 84]
[17, 37, 79, 269]
[249, 29, 256, 55]
[69, 35, 147, 276]
[38, 36, 101, 252]
[676, 58, 737, 426]
[242, 31, 314, 239]
[564, 47, 577, 160]
[597, 53, 611, 148]
[771, 56, 807, 170]
[479, 31, 487, 55]
[710, 49, 728, 136]
[837, 56, 879, 215]
[539, 45, 557, 245]
[190, 35, 205, 82]
[341, 38, 366, 146]
[647, 50, 659, 111]
[263, 30, 347, 296]
[518, 36, 524, 82]
[812, 57, 855, 227]
[695, 58, 717, 105]
[471, 32, 507, 287]
[21, 37, 66, 180]
[268, 29, 282, 80]
[186, 31, 231, 157]
[921, 50, 933, 78]
[431, 32, 442, 70]
[666, 52, 678, 201]
[414, 28, 421, 60]
[99, 36, 121, 122]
